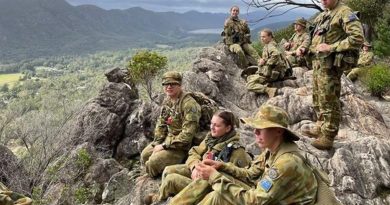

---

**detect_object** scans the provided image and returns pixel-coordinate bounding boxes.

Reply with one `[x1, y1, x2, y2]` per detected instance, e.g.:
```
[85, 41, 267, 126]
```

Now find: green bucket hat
[240, 104, 300, 141]
[294, 18, 307, 28]
[162, 71, 182, 85]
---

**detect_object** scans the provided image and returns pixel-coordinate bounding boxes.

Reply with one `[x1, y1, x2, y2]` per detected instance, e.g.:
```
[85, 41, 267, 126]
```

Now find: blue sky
[66, 0, 319, 14]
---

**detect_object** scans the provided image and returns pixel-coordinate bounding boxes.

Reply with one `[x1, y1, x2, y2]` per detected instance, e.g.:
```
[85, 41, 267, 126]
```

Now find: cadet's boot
[311, 135, 334, 150]
[300, 122, 321, 138]
[143, 193, 159, 205]
[266, 87, 277, 98]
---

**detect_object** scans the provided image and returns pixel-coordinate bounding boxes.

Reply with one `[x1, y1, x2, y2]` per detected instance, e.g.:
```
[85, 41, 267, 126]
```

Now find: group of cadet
[142, 71, 319, 205]
[141, 0, 367, 204]
[224, 0, 368, 150]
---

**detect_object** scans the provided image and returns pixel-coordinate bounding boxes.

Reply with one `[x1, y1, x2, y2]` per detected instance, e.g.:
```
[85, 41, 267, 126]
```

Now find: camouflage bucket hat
[294, 18, 307, 28]
[162, 71, 182, 85]
[240, 104, 300, 141]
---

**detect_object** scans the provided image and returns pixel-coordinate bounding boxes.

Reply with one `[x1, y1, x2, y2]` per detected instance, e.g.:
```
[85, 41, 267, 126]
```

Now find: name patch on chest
[259, 178, 273, 192]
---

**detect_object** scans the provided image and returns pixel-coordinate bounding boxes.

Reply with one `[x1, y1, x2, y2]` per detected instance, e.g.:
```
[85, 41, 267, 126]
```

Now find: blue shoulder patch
[259, 178, 273, 192]
[348, 13, 358, 22]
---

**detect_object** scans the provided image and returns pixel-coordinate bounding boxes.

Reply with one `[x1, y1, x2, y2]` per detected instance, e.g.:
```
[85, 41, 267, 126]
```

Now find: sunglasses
[162, 83, 180, 87]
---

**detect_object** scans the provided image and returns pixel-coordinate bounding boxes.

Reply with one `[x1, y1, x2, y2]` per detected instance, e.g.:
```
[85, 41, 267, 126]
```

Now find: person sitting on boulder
[179, 105, 320, 205]
[144, 111, 251, 204]
[346, 42, 374, 81]
[140, 71, 201, 178]
[0, 182, 32, 205]
[283, 18, 311, 68]
[222, 5, 260, 68]
[245, 29, 287, 98]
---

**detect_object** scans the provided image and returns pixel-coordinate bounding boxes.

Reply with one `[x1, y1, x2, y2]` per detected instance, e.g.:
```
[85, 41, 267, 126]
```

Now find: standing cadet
[144, 111, 251, 205]
[191, 105, 318, 205]
[284, 18, 311, 67]
[302, 0, 364, 149]
[246, 29, 286, 98]
[346, 42, 374, 81]
[140, 71, 201, 177]
[222, 5, 260, 68]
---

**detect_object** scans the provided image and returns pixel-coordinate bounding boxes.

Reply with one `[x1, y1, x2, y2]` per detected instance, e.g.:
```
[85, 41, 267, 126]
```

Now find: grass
[0, 73, 22, 86]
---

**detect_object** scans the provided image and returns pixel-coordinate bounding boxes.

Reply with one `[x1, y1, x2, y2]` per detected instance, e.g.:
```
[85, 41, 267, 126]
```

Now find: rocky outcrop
[0, 145, 30, 196]
[39, 44, 390, 205]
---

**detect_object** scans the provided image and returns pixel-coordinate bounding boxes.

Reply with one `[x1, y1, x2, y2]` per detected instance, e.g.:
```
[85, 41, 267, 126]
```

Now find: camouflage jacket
[223, 17, 251, 45]
[309, 2, 364, 55]
[261, 40, 286, 71]
[153, 92, 201, 151]
[208, 141, 318, 204]
[186, 131, 251, 171]
[288, 32, 311, 53]
[357, 51, 374, 66]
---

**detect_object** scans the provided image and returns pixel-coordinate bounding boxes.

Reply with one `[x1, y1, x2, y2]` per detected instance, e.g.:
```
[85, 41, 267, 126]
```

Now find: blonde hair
[260, 28, 274, 38]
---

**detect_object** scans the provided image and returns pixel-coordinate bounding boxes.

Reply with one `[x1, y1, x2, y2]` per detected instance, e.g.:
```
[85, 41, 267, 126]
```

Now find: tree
[243, 0, 322, 23]
[127, 50, 167, 100]
[345, 0, 388, 40]
[373, 4, 390, 57]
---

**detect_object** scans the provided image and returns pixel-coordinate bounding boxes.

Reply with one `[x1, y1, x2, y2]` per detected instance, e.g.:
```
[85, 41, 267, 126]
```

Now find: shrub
[362, 64, 390, 96]
[74, 186, 91, 204]
[76, 149, 92, 170]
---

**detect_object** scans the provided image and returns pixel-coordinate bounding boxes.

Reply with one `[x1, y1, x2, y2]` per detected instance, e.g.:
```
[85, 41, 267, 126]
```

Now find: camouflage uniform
[159, 131, 251, 203]
[141, 72, 201, 177]
[223, 16, 260, 68]
[246, 40, 286, 95]
[0, 182, 32, 205]
[346, 50, 374, 81]
[195, 141, 317, 205]
[285, 19, 311, 67]
[309, 1, 364, 149]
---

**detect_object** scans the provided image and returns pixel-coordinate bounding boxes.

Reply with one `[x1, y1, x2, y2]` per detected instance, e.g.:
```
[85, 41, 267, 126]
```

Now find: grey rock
[102, 169, 132, 203]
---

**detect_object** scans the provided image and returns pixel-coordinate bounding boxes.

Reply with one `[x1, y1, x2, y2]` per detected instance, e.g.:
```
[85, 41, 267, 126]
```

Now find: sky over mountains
[66, 0, 318, 14]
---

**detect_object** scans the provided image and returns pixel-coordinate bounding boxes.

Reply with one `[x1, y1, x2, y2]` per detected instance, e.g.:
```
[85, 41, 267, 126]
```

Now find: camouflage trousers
[312, 56, 343, 139]
[140, 144, 187, 178]
[169, 173, 251, 205]
[229, 43, 260, 68]
[246, 74, 268, 94]
[0, 182, 32, 205]
[286, 54, 307, 68]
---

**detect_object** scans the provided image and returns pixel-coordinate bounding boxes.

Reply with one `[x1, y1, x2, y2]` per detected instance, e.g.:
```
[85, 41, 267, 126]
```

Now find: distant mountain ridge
[0, 0, 313, 61]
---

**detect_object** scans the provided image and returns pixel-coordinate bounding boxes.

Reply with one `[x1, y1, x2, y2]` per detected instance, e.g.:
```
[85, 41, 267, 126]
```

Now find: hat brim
[162, 80, 181, 85]
[240, 117, 300, 141]
[293, 22, 306, 28]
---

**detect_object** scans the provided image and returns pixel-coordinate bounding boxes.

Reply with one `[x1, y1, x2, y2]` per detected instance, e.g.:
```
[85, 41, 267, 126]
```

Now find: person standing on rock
[140, 71, 201, 177]
[144, 111, 251, 205]
[222, 5, 260, 68]
[179, 105, 318, 205]
[245, 29, 286, 98]
[346, 42, 374, 81]
[284, 18, 311, 68]
[301, 0, 364, 150]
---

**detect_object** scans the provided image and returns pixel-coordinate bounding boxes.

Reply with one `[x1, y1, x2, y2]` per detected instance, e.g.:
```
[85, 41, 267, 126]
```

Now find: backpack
[291, 152, 343, 205]
[179, 92, 219, 131]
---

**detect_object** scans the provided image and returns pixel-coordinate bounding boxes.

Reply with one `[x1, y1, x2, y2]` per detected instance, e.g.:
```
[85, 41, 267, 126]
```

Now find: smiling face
[230, 6, 239, 18]
[294, 23, 304, 32]
[210, 115, 232, 138]
[163, 83, 182, 99]
[260, 31, 272, 44]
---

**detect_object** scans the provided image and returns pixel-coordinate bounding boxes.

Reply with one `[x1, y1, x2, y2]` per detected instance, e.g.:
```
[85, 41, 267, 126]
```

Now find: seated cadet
[284, 18, 311, 67]
[144, 111, 251, 205]
[140, 71, 201, 177]
[0, 182, 32, 205]
[246, 29, 286, 98]
[194, 105, 318, 205]
[222, 5, 260, 68]
[346, 42, 374, 81]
